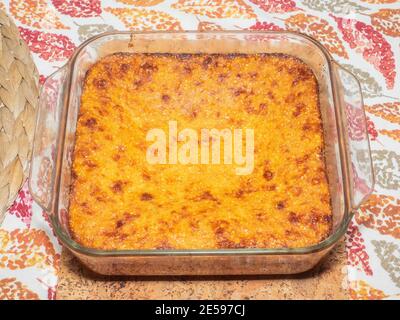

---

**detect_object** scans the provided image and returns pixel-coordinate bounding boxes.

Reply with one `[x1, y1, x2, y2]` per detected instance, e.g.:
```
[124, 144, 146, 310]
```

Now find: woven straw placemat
[0, 10, 38, 224]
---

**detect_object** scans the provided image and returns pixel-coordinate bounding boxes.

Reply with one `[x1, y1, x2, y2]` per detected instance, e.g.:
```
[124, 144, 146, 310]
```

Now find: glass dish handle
[333, 62, 375, 210]
[29, 66, 68, 213]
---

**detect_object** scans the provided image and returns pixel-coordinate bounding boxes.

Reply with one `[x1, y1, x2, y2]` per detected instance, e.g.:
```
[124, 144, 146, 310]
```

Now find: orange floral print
[172, 0, 256, 19]
[365, 102, 400, 124]
[105, 7, 182, 31]
[357, 195, 400, 239]
[380, 129, 400, 143]
[370, 9, 400, 37]
[0, 278, 40, 300]
[9, 0, 69, 30]
[284, 14, 348, 58]
[348, 280, 388, 300]
[197, 21, 224, 31]
[0, 229, 60, 272]
[116, 0, 165, 5]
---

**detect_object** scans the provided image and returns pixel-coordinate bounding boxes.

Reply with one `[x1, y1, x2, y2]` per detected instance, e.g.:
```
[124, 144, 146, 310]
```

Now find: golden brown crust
[69, 53, 332, 250]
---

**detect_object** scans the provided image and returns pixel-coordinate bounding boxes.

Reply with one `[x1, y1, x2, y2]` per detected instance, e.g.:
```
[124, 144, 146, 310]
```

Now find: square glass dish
[29, 31, 374, 275]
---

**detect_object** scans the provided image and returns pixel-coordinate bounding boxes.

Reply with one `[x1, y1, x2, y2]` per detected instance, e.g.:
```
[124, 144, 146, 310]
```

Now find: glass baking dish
[29, 31, 374, 275]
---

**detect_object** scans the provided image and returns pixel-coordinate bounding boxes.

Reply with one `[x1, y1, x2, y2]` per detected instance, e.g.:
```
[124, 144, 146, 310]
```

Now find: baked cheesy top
[69, 53, 332, 250]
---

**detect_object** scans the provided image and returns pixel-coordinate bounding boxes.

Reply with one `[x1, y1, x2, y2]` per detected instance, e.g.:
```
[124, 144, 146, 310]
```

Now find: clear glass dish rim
[36, 30, 372, 257]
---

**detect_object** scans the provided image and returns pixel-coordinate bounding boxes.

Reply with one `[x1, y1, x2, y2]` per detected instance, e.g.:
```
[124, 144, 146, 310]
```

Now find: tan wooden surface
[57, 241, 348, 300]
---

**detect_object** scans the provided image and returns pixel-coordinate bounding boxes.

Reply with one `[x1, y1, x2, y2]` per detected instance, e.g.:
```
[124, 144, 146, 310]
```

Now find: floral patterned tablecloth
[0, 0, 399, 300]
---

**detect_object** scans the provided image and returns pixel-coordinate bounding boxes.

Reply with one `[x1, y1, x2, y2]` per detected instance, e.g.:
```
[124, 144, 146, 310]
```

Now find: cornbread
[69, 53, 332, 250]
